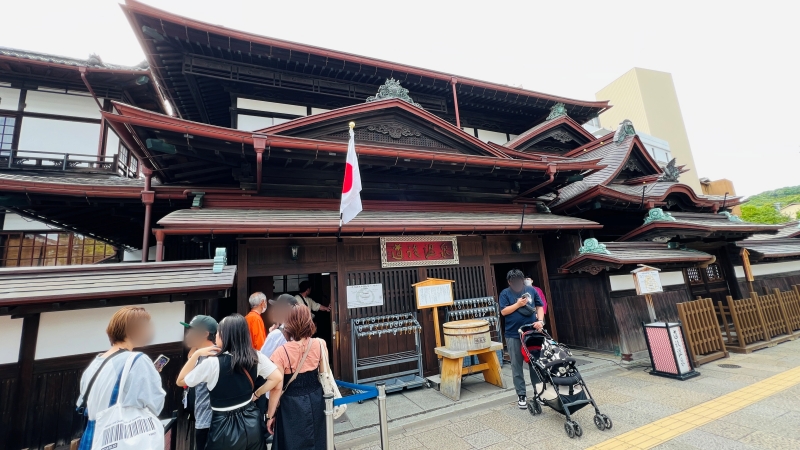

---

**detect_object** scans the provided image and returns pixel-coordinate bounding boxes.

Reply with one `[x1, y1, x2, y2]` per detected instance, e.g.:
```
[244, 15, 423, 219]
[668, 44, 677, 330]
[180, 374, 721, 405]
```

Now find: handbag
[317, 339, 346, 419]
[92, 352, 164, 450]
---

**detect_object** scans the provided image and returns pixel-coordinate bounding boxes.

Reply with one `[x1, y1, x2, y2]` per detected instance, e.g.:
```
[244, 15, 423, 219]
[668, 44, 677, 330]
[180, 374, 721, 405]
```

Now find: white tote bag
[92, 352, 164, 450]
[317, 339, 347, 419]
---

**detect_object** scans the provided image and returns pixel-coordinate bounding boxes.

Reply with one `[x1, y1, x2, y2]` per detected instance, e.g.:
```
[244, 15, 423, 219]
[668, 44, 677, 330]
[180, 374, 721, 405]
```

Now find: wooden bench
[434, 341, 505, 401]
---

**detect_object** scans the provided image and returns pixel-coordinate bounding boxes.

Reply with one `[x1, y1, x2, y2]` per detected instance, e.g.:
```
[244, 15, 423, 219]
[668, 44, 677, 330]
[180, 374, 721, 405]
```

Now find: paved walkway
[335, 338, 800, 450]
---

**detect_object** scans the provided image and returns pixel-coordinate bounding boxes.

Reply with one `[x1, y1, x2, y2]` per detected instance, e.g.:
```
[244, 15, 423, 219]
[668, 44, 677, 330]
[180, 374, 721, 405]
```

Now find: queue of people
[76, 290, 330, 450]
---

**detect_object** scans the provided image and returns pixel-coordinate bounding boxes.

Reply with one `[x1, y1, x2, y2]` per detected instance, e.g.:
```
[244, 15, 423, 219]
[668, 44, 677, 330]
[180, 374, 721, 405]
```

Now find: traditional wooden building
[1, 1, 796, 448]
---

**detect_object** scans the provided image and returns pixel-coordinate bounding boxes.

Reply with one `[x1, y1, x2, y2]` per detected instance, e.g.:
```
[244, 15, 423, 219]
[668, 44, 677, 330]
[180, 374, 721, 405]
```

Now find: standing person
[180, 315, 218, 450]
[294, 281, 331, 318]
[500, 269, 544, 409]
[261, 294, 298, 358]
[245, 292, 268, 350]
[177, 314, 283, 450]
[267, 306, 327, 450]
[75, 306, 165, 450]
[525, 277, 548, 314]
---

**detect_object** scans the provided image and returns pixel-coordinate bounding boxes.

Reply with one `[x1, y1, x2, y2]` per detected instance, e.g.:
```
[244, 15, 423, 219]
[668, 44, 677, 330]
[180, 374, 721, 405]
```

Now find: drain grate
[718, 364, 742, 369]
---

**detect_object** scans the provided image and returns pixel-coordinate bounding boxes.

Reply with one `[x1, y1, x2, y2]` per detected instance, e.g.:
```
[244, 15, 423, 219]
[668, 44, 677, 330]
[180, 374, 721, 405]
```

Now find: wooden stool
[434, 341, 505, 401]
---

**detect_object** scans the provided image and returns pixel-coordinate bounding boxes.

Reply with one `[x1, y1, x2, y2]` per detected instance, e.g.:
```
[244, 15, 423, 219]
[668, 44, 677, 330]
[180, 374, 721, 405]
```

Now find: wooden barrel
[443, 319, 491, 351]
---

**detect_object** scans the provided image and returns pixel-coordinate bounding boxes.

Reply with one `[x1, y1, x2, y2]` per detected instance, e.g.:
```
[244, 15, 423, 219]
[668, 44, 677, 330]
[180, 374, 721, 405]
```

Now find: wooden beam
[10, 314, 40, 449]
[237, 240, 249, 315]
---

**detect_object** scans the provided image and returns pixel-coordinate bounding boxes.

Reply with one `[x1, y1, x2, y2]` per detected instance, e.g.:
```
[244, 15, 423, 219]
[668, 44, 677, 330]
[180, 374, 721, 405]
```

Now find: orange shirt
[245, 310, 266, 350]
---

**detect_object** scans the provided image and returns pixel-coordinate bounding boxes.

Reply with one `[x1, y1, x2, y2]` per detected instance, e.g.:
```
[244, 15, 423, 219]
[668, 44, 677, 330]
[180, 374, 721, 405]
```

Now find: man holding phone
[180, 315, 218, 450]
[500, 269, 544, 410]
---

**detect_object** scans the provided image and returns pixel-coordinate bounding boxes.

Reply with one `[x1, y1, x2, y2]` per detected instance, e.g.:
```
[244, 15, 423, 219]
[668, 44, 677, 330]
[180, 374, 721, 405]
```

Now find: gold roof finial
[349, 121, 355, 129]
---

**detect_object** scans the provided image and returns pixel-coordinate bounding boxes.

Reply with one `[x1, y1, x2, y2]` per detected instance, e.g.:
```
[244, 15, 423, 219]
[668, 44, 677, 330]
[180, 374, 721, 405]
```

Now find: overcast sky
[1, 0, 797, 197]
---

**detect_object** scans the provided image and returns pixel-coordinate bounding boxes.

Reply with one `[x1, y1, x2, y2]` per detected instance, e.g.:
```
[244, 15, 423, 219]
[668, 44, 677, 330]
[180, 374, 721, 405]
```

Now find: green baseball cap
[180, 315, 218, 334]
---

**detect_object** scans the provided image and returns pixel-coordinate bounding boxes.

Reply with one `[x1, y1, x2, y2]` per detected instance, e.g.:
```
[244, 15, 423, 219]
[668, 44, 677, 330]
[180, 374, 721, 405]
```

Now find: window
[0, 232, 115, 267]
[0, 115, 15, 150]
[272, 274, 309, 295]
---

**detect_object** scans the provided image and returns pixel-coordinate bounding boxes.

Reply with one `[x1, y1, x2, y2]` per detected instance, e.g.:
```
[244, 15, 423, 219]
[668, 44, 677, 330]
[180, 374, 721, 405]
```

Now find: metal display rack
[351, 312, 425, 392]
[445, 296, 504, 351]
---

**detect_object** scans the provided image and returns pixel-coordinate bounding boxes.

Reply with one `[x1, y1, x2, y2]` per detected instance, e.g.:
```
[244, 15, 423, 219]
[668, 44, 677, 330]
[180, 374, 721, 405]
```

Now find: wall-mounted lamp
[512, 240, 523, 253]
[290, 244, 300, 260]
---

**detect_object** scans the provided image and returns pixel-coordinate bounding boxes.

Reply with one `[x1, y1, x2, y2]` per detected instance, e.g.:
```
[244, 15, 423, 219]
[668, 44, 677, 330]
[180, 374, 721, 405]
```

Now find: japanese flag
[339, 126, 362, 225]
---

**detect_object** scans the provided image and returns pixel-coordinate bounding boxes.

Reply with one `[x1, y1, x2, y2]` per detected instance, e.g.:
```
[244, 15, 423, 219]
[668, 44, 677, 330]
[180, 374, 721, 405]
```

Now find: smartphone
[154, 354, 170, 372]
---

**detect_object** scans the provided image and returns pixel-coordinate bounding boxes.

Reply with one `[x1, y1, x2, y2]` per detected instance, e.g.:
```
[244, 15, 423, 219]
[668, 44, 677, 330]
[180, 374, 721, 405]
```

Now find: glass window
[0, 115, 15, 150]
[0, 231, 115, 267]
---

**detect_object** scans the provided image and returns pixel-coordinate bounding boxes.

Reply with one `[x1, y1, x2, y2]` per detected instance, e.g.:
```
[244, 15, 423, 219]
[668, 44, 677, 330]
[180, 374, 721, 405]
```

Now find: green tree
[741, 204, 791, 224]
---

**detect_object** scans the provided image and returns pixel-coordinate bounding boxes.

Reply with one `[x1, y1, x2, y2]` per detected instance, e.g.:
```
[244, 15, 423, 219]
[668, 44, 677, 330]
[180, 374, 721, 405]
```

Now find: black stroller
[519, 325, 612, 438]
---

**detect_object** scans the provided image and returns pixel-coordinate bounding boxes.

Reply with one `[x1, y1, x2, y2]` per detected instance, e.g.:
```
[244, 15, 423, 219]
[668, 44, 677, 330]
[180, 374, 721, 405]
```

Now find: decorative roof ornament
[579, 238, 611, 255]
[546, 102, 568, 120]
[658, 158, 687, 182]
[86, 53, 103, 66]
[644, 208, 677, 225]
[366, 78, 422, 108]
[213, 248, 227, 274]
[719, 211, 744, 223]
[613, 119, 636, 143]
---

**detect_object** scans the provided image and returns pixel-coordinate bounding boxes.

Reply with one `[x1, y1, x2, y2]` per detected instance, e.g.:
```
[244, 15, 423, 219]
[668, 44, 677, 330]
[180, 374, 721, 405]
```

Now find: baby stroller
[519, 325, 612, 438]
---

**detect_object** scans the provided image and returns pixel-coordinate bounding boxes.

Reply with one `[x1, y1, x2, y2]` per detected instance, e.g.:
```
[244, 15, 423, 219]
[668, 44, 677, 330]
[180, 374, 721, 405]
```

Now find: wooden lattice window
[686, 267, 703, 285]
[0, 232, 115, 267]
[0, 115, 14, 150]
[705, 264, 724, 282]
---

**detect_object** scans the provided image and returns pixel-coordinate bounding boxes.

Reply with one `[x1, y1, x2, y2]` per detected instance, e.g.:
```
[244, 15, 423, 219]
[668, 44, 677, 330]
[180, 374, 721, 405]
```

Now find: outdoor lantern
[290, 244, 300, 260]
[512, 240, 523, 253]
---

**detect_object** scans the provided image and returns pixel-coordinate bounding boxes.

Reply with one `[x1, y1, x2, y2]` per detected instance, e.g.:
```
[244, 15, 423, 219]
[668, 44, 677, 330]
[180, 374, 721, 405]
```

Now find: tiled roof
[551, 135, 634, 206]
[0, 172, 149, 187]
[504, 115, 594, 151]
[737, 239, 800, 260]
[619, 211, 783, 242]
[743, 221, 800, 241]
[158, 208, 601, 234]
[0, 259, 235, 305]
[559, 242, 714, 274]
[0, 46, 148, 71]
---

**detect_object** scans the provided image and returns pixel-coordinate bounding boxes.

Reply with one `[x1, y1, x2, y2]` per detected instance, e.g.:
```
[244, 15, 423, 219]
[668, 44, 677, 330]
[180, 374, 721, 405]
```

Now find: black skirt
[207, 402, 265, 450]
[272, 371, 327, 450]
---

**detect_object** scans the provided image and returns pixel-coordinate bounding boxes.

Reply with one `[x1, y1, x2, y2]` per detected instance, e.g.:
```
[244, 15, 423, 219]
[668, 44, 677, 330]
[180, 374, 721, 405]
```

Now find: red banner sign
[380, 236, 459, 268]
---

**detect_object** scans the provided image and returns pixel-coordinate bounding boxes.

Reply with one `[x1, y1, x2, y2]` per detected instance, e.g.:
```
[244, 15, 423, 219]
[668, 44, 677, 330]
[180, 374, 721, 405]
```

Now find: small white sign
[668, 325, 692, 374]
[416, 283, 454, 309]
[635, 270, 663, 295]
[346, 284, 384, 309]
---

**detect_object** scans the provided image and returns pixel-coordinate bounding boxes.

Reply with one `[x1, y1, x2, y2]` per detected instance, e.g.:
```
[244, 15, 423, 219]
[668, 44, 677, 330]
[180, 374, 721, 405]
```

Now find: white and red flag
[339, 123, 362, 226]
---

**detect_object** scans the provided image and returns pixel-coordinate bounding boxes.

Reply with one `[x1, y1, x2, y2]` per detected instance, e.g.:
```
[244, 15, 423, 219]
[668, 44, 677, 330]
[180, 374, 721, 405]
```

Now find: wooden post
[10, 314, 40, 450]
[432, 306, 442, 349]
[726, 295, 744, 347]
[237, 240, 250, 315]
[154, 230, 165, 262]
[644, 293, 656, 322]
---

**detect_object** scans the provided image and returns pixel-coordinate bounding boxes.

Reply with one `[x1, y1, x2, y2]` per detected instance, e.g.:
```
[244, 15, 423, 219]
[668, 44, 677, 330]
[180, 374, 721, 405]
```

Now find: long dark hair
[217, 314, 259, 373]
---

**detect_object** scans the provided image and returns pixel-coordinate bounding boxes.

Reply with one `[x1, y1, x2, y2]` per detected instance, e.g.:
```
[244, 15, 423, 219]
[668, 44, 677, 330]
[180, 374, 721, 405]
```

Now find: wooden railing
[676, 298, 728, 366]
[712, 289, 800, 354]
[0, 149, 137, 178]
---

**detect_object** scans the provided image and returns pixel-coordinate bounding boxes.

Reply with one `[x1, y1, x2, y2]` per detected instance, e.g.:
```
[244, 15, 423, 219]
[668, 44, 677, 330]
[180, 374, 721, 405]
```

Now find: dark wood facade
[236, 234, 553, 380]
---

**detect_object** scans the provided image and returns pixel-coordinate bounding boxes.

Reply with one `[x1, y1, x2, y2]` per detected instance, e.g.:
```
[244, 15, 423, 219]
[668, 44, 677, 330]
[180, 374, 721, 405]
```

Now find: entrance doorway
[249, 273, 335, 369]
[492, 262, 542, 298]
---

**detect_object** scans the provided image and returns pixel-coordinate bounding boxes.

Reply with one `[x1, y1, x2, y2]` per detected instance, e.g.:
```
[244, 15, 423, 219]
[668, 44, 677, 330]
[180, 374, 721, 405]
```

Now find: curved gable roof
[257, 98, 507, 157]
[505, 115, 596, 152]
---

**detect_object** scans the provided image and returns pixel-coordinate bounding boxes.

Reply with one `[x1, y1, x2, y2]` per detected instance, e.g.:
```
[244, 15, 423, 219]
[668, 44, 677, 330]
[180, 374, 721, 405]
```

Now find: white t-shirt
[184, 352, 278, 404]
[261, 328, 288, 358]
[77, 352, 165, 421]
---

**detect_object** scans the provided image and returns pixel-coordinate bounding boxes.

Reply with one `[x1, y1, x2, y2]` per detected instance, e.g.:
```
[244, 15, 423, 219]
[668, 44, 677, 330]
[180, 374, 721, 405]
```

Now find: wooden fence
[712, 287, 800, 354]
[676, 298, 728, 366]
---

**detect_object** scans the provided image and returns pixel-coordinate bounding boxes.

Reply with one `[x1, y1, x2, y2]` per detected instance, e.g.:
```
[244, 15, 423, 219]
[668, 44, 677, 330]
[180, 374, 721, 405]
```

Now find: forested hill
[741, 185, 800, 224]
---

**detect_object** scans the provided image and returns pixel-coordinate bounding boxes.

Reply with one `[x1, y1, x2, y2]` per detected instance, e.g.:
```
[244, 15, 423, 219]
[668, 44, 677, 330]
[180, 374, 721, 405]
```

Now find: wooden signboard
[412, 278, 455, 349]
[380, 236, 459, 268]
[632, 265, 662, 322]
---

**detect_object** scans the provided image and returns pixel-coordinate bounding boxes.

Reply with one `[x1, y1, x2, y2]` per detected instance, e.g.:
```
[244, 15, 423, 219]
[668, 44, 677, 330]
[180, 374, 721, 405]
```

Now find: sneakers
[518, 395, 527, 409]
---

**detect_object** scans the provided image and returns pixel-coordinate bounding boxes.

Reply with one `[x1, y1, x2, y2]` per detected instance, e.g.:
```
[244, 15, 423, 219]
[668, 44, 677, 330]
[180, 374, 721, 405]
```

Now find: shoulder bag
[317, 339, 346, 419]
[92, 352, 164, 450]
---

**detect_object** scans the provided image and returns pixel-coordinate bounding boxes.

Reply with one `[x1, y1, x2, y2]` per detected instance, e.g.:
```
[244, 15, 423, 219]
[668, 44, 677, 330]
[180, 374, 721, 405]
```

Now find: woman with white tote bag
[75, 306, 165, 450]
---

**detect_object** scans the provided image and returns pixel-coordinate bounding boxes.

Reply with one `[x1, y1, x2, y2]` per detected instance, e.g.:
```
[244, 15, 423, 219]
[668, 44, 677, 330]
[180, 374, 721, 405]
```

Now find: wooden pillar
[450, 77, 461, 129]
[141, 167, 155, 263]
[237, 240, 250, 315]
[154, 230, 165, 262]
[10, 314, 40, 449]
[536, 235, 558, 341]
[252, 135, 267, 193]
[335, 240, 349, 379]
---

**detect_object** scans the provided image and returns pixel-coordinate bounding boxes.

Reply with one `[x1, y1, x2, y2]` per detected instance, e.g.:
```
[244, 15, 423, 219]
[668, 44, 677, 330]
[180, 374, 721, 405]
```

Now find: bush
[741, 204, 791, 224]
